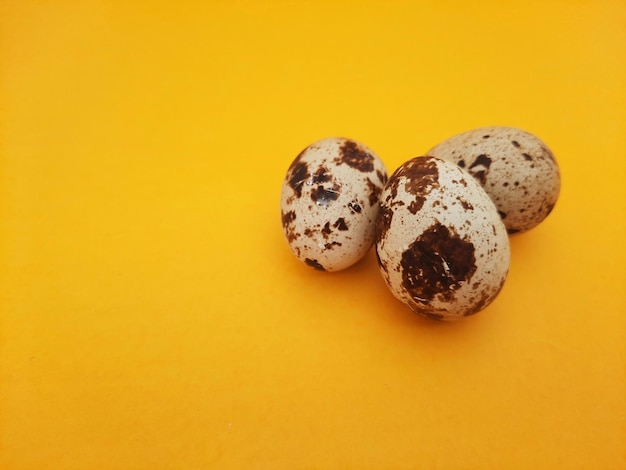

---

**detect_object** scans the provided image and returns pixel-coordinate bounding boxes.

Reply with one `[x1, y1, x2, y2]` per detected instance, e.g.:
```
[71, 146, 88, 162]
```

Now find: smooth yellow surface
[1, 1, 625, 468]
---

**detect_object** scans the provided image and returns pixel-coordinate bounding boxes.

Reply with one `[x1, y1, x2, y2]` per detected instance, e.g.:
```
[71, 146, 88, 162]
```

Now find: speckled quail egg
[375, 156, 510, 320]
[280, 137, 388, 272]
[427, 126, 561, 234]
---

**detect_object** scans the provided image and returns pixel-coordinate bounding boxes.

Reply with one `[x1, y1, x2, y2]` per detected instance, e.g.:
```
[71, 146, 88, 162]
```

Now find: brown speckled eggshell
[375, 156, 510, 320]
[280, 137, 388, 272]
[427, 126, 561, 234]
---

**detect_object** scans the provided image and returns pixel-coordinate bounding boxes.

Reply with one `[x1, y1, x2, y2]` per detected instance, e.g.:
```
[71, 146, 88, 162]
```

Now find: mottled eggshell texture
[281, 137, 388, 272]
[427, 126, 561, 234]
[376, 156, 510, 320]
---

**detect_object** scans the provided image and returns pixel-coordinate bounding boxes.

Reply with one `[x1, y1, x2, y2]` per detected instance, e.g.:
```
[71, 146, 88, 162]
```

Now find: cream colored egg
[427, 126, 561, 234]
[375, 156, 510, 320]
[281, 137, 388, 272]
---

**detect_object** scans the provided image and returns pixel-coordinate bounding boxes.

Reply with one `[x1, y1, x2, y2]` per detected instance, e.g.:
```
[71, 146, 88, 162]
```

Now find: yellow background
[1, 0, 625, 468]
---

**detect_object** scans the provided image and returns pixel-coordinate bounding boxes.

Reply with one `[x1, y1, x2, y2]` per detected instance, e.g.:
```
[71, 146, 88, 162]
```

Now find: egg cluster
[280, 127, 561, 321]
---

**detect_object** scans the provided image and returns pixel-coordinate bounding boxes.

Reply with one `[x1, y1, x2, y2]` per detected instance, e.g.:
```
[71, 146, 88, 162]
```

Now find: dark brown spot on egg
[311, 166, 332, 184]
[334, 218, 348, 231]
[464, 291, 490, 316]
[471, 155, 491, 168]
[281, 211, 299, 242]
[376, 169, 387, 184]
[407, 201, 421, 214]
[468, 154, 492, 185]
[311, 185, 340, 207]
[366, 178, 382, 206]
[375, 205, 394, 243]
[522, 153, 533, 161]
[457, 160, 466, 168]
[284, 229, 299, 243]
[321, 222, 332, 237]
[288, 160, 308, 198]
[324, 241, 342, 250]
[348, 200, 362, 213]
[456, 196, 474, 211]
[511, 140, 520, 148]
[507, 228, 520, 235]
[305, 258, 325, 271]
[281, 210, 296, 228]
[394, 157, 439, 214]
[400, 223, 477, 303]
[336, 140, 375, 172]
[384, 168, 404, 202]
[498, 211, 507, 219]
[482, 135, 490, 139]
[472, 171, 487, 185]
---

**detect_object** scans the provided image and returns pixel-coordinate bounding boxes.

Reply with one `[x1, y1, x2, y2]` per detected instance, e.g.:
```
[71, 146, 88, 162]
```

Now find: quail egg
[281, 137, 388, 271]
[375, 156, 510, 320]
[427, 126, 561, 234]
